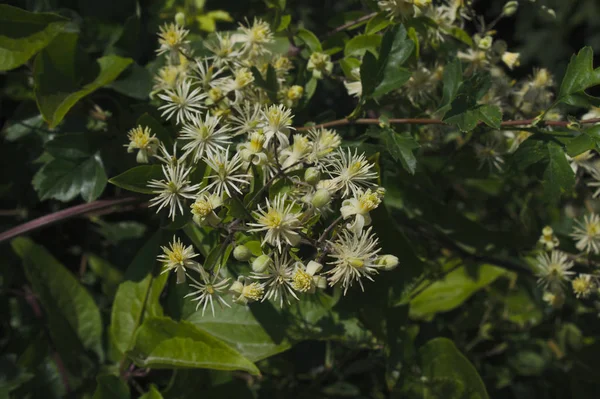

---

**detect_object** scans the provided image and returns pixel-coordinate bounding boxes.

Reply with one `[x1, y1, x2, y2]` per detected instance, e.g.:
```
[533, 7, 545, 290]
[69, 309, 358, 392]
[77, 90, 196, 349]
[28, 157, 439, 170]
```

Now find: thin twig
[295, 117, 600, 131]
[0, 197, 140, 244]
[324, 12, 378, 38]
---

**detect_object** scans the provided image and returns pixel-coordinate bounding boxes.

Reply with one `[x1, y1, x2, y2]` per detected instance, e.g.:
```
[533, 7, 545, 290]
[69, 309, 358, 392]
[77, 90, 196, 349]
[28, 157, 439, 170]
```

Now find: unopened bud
[477, 35, 493, 51]
[502, 1, 518, 16]
[229, 280, 244, 294]
[175, 12, 186, 26]
[314, 276, 327, 289]
[233, 245, 252, 262]
[311, 189, 331, 208]
[252, 254, 272, 273]
[376, 254, 399, 271]
[287, 85, 304, 101]
[304, 167, 321, 185]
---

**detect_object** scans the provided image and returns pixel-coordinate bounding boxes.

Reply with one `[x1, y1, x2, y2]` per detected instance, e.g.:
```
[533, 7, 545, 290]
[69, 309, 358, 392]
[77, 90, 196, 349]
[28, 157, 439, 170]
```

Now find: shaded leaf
[344, 34, 381, 57]
[92, 375, 130, 399]
[371, 25, 414, 98]
[296, 28, 322, 52]
[557, 47, 600, 107]
[109, 165, 163, 194]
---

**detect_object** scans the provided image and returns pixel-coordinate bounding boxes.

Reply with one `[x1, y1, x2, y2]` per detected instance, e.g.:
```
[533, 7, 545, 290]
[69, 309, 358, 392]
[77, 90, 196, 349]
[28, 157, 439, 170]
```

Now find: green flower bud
[477, 35, 493, 51]
[376, 254, 399, 271]
[304, 167, 321, 185]
[252, 254, 272, 273]
[175, 12, 186, 26]
[311, 189, 331, 208]
[233, 245, 252, 262]
[502, 1, 519, 16]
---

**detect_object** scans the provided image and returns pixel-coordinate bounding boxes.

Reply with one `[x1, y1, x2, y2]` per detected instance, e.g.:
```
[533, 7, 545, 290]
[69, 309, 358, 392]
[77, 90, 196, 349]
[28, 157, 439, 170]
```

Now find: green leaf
[344, 34, 381, 58]
[87, 254, 124, 298]
[187, 304, 292, 362]
[437, 58, 463, 116]
[370, 127, 420, 174]
[128, 317, 260, 375]
[410, 263, 508, 320]
[360, 52, 379, 98]
[11, 237, 104, 363]
[92, 375, 130, 399]
[543, 141, 575, 202]
[34, 40, 132, 127]
[140, 385, 164, 399]
[0, 5, 68, 71]
[445, 103, 502, 132]
[364, 13, 392, 35]
[108, 63, 152, 100]
[371, 25, 414, 98]
[557, 47, 600, 107]
[250, 65, 279, 103]
[32, 153, 107, 202]
[296, 28, 322, 52]
[110, 272, 168, 357]
[109, 165, 163, 194]
[419, 338, 489, 399]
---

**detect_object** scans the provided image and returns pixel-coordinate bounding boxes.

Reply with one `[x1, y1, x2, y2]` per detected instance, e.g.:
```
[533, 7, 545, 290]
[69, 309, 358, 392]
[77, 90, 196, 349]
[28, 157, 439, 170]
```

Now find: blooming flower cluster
[125, 18, 399, 316]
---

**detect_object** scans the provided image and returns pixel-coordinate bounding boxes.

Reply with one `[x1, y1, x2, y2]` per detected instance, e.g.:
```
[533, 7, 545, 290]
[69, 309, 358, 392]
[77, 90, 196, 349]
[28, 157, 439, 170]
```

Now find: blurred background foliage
[2, 0, 600, 398]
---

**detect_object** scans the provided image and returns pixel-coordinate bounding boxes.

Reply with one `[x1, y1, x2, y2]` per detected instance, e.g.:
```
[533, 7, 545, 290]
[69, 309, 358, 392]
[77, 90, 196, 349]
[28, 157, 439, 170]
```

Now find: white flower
[180, 114, 232, 162]
[230, 277, 264, 305]
[501, 51, 520, 70]
[158, 236, 199, 283]
[248, 194, 303, 251]
[191, 193, 223, 226]
[238, 131, 268, 165]
[230, 101, 263, 135]
[202, 147, 250, 198]
[192, 60, 226, 90]
[157, 23, 189, 56]
[260, 104, 294, 147]
[307, 52, 333, 79]
[572, 274, 595, 299]
[582, 106, 600, 121]
[291, 261, 326, 294]
[327, 148, 378, 198]
[148, 162, 199, 220]
[306, 127, 342, 165]
[326, 228, 382, 294]
[538, 226, 559, 251]
[474, 140, 504, 172]
[535, 250, 574, 293]
[251, 252, 298, 307]
[571, 214, 600, 254]
[587, 170, 600, 198]
[569, 150, 597, 174]
[280, 134, 312, 169]
[344, 68, 362, 98]
[378, 0, 417, 18]
[221, 67, 255, 102]
[157, 80, 206, 125]
[340, 189, 383, 234]
[185, 267, 231, 316]
[204, 33, 237, 66]
[125, 126, 159, 163]
[232, 18, 273, 57]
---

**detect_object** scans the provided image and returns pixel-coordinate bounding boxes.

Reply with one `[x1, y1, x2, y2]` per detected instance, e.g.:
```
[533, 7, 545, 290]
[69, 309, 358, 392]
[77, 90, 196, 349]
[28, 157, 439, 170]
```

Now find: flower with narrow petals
[125, 126, 159, 163]
[158, 236, 199, 283]
[148, 162, 200, 220]
[587, 170, 600, 198]
[251, 252, 298, 307]
[535, 250, 574, 293]
[306, 127, 342, 165]
[180, 114, 232, 162]
[185, 267, 231, 316]
[327, 228, 383, 294]
[204, 33, 237, 66]
[474, 139, 504, 172]
[202, 147, 250, 198]
[572, 274, 594, 299]
[232, 18, 273, 57]
[260, 104, 294, 147]
[158, 80, 206, 125]
[248, 194, 303, 251]
[230, 277, 264, 305]
[280, 134, 312, 169]
[221, 67, 255, 102]
[157, 23, 189, 56]
[340, 189, 383, 234]
[191, 193, 223, 226]
[571, 214, 600, 254]
[230, 101, 263, 135]
[291, 261, 326, 294]
[327, 148, 378, 198]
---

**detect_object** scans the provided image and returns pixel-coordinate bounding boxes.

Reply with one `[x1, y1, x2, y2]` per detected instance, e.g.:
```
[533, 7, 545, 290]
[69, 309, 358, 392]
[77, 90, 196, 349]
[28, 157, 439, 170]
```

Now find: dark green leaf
[558, 47, 600, 107]
[109, 165, 163, 194]
[32, 153, 107, 202]
[250, 65, 279, 103]
[371, 127, 420, 174]
[128, 317, 260, 374]
[445, 104, 502, 132]
[0, 5, 68, 71]
[419, 338, 489, 399]
[140, 385, 164, 399]
[371, 25, 414, 98]
[360, 52, 379, 98]
[543, 141, 575, 202]
[296, 28, 322, 52]
[108, 63, 152, 100]
[137, 113, 174, 147]
[344, 34, 381, 58]
[438, 58, 463, 116]
[11, 237, 104, 363]
[364, 13, 392, 35]
[92, 375, 130, 399]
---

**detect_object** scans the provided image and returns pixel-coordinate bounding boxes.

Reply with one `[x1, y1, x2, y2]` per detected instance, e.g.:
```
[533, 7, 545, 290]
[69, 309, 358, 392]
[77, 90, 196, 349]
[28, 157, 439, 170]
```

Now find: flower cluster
[125, 18, 399, 316]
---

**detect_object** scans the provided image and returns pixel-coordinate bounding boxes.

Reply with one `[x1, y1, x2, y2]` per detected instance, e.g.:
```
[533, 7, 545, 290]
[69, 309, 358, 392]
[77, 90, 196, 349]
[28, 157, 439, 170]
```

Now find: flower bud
[229, 280, 244, 294]
[477, 35, 493, 51]
[306, 260, 323, 275]
[233, 245, 252, 262]
[175, 12, 186, 26]
[502, 1, 518, 16]
[304, 167, 321, 185]
[287, 85, 304, 101]
[311, 188, 331, 208]
[314, 276, 327, 289]
[252, 254, 272, 273]
[376, 254, 399, 271]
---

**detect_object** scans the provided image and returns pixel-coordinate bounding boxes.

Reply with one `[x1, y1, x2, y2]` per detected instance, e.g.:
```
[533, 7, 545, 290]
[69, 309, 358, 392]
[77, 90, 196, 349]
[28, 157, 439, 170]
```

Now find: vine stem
[0, 197, 139, 244]
[294, 117, 600, 131]
[324, 12, 378, 38]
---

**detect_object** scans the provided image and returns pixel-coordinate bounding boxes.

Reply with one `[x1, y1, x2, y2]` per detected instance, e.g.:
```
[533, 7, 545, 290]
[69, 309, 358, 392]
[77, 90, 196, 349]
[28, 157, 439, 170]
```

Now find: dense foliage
[3, 0, 600, 398]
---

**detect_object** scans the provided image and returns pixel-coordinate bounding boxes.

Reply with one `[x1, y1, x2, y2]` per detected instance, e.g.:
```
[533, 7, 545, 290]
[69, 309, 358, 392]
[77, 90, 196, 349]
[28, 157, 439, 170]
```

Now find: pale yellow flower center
[242, 283, 264, 300]
[587, 222, 600, 236]
[167, 243, 186, 265]
[191, 200, 213, 217]
[348, 257, 364, 268]
[292, 269, 313, 292]
[358, 191, 381, 212]
[129, 127, 151, 148]
[260, 208, 283, 228]
[572, 277, 592, 296]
